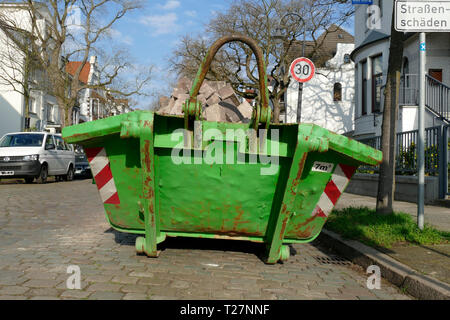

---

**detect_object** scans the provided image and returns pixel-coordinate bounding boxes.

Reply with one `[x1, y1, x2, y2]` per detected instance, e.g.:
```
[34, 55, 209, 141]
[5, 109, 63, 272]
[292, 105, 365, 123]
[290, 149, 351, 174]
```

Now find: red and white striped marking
[85, 147, 120, 204]
[311, 164, 356, 218]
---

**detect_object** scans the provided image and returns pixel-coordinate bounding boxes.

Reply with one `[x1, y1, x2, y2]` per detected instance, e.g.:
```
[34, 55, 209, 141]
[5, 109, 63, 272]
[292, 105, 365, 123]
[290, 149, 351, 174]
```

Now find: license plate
[0, 171, 14, 176]
[75, 170, 82, 174]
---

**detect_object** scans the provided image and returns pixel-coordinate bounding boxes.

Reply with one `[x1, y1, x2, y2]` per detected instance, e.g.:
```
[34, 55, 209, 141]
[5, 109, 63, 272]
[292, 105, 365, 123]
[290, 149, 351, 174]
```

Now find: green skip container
[62, 35, 382, 263]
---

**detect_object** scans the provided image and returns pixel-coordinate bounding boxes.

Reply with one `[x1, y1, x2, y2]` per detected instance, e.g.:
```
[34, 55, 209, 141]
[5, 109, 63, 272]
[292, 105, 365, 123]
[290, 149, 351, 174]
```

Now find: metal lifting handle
[183, 35, 272, 127]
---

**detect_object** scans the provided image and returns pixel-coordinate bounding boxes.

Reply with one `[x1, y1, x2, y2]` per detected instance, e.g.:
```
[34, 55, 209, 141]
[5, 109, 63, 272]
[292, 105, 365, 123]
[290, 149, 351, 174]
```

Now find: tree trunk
[23, 93, 30, 131]
[57, 96, 73, 128]
[64, 106, 73, 127]
[272, 98, 280, 124]
[376, 7, 404, 215]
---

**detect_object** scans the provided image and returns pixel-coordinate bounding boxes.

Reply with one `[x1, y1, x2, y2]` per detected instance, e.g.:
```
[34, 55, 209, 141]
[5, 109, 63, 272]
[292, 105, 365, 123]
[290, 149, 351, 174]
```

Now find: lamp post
[274, 12, 306, 123]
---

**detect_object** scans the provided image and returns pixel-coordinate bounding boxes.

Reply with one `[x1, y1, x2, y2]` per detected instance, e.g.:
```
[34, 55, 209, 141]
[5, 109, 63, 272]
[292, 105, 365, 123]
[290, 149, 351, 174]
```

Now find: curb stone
[318, 229, 450, 300]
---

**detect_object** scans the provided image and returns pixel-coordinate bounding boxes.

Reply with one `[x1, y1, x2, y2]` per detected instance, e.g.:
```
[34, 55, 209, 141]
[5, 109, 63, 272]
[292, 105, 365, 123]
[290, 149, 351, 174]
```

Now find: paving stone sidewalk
[0, 179, 411, 300]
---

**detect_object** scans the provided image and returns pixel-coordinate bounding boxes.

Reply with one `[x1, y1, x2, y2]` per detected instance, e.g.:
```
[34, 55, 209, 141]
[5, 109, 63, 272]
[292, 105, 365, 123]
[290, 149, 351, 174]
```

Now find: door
[54, 135, 67, 174]
[44, 135, 58, 175]
[429, 69, 443, 82]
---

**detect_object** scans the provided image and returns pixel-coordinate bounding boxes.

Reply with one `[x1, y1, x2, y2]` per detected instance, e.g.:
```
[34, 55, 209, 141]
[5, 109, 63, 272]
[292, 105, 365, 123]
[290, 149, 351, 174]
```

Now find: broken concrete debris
[157, 77, 253, 123]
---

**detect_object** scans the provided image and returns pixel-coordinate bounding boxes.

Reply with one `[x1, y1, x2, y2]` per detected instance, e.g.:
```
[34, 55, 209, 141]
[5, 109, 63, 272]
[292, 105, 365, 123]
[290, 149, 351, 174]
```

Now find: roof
[349, 31, 417, 61]
[350, 30, 390, 61]
[286, 24, 354, 68]
[66, 61, 91, 84]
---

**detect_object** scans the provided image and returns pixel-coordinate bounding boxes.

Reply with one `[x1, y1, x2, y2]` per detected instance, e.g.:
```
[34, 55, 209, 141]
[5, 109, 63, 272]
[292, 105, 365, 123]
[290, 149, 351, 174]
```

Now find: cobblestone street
[0, 179, 411, 300]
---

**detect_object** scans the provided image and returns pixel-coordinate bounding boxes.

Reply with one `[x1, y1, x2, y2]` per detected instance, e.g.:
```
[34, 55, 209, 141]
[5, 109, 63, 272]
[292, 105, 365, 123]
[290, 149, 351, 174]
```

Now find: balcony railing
[426, 75, 450, 121]
[399, 73, 449, 122]
[399, 74, 418, 105]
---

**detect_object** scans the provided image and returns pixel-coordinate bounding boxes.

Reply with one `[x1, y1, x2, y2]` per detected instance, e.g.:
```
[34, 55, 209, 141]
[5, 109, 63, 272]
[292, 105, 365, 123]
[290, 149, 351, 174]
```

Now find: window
[344, 54, 351, 64]
[46, 104, 53, 122]
[402, 57, 410, 89]
[54, 136, 66, 151]
[429, 69, 442, 82]
[371, 55, 383, 113]
[72, 108, 79, 125]
[402, 57, 409, 75]
[28, 97, 36, 114]
[361, 60, 367, 115]
[333, 83, 342, 101]
[53, 106, 59, 124]
[45, 135, 54, 148]
[92, 100, 99, 120]
[0, 134, 44, 147]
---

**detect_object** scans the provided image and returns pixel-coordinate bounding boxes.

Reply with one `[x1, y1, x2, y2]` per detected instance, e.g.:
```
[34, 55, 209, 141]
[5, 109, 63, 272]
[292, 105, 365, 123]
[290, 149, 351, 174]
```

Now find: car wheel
[37, 164, 48, 184]
[24, 177, 34, 184]
[65, 165, 74, 182]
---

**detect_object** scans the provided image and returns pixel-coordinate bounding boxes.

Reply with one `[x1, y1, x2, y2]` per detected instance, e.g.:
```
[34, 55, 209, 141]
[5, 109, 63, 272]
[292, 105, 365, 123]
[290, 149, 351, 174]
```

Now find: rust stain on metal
[295, 225, 313, 238]
[292, 216, 317, 235]
[232, 205, 246, 231]
[143, 120, 152, 128]
[290, 153, 308, 196]
[144, 140, 152, 171]
[279, 216, 289, 240]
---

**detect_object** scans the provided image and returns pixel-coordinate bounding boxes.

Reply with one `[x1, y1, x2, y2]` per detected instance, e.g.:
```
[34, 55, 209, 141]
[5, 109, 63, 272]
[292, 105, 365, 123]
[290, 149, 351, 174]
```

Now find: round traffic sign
[290, 57, 315, 83]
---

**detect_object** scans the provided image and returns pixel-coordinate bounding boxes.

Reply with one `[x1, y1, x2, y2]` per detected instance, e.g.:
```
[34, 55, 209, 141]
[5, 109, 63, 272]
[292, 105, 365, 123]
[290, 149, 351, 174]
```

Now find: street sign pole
[418, 32, 426, 230]
[288, 57, 315, 124]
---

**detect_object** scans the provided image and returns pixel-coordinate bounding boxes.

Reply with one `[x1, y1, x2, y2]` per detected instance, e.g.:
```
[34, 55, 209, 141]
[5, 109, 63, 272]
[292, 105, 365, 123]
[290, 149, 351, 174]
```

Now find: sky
[107, 0, 230, 108]
[106, 0, 354, 109]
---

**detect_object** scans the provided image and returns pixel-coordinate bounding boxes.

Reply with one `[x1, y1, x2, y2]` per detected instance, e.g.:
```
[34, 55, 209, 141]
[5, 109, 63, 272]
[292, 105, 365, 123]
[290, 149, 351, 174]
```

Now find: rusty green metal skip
[62, 35, 382, 264]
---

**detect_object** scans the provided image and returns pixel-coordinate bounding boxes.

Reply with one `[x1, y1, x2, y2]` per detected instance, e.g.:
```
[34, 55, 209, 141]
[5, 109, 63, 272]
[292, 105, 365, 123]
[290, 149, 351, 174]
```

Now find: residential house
[0, 3, 130, 138]
[350, 0, 450, 200]
[66, 56, 131, 123]
[351, 0, 450, 139]
[282, 24, 356, 135]
[0, 2, 62, 137]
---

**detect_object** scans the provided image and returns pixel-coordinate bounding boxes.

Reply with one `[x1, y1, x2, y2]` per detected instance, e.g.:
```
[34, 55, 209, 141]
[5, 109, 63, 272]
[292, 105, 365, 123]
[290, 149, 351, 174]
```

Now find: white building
[351, 0, 450, 139]
[65, 56, 131, 123]
[286, 43, 355, 134]
[0, 4, 130, 138]
[0, 2, 62, 137]
[66, 56, 105, 123]
[283, 25, 356, 134]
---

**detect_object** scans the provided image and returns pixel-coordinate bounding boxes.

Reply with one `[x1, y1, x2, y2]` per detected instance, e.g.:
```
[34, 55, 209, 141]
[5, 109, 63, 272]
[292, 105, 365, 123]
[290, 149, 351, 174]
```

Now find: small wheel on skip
[279, 245, 290, 262]
[135, 236, 145, 254]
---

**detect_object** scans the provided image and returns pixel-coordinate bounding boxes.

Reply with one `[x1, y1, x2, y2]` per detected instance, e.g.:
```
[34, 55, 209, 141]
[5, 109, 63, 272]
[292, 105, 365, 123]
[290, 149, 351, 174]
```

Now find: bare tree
[0, 9, 50, 130]
[376, 4, 404, 215]
[0, 0, 152, 127]
[169, 0, 354, 123]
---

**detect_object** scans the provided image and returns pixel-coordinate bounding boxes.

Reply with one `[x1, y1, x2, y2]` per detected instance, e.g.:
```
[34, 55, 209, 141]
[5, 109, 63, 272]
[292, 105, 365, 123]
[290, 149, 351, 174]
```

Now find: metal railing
[398, 74, 449, 122]
[399, 74, 418, 105]
[426, 75, 450, 121]
[357, 126, 441, 176]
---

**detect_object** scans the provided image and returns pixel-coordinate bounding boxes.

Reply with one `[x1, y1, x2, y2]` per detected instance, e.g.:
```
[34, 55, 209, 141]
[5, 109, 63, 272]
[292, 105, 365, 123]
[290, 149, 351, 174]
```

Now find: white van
[0, 132, 75, 183]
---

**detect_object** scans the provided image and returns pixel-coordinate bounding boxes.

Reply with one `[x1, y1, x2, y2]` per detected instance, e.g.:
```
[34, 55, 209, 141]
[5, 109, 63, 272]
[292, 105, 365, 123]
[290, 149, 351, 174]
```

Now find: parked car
[0, 132, 75, 184]
[74, 146, 92, 178]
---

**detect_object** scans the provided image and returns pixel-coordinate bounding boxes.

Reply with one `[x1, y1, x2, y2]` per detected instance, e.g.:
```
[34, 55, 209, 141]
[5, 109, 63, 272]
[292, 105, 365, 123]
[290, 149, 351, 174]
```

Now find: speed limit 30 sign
[290, 57, 315, 83]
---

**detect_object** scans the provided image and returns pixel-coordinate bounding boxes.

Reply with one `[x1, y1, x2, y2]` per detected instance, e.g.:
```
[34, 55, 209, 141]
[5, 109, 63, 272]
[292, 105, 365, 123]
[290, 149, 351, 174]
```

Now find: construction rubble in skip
[157, 77, 254, 123]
